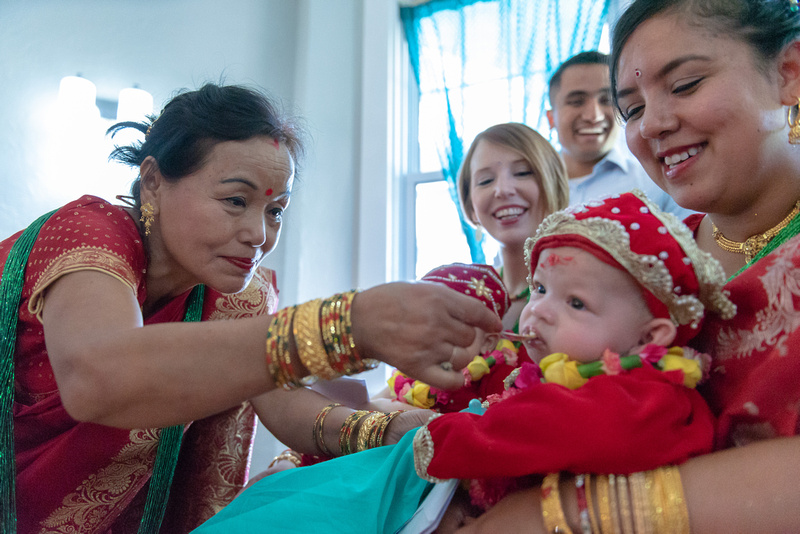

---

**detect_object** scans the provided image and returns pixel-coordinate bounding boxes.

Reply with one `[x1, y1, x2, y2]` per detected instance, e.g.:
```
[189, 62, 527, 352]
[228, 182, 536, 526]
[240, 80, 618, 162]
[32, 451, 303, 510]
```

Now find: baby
[413, 189, 736, 514]
[193, 190, 735, 534]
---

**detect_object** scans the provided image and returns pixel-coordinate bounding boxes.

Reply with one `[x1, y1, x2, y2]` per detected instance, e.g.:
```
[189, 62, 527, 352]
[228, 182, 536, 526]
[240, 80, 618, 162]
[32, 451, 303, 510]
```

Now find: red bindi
[540, 254, 573, 269]
[265, 188, 273, 196]
[272, 138, 279, 149]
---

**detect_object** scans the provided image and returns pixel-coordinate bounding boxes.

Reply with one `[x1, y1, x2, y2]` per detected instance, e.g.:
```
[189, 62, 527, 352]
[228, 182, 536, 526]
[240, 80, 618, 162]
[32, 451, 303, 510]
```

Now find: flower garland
[492, 344, 711, 410]
[470, 344, 711, 511]
[387, 339, 520, 410]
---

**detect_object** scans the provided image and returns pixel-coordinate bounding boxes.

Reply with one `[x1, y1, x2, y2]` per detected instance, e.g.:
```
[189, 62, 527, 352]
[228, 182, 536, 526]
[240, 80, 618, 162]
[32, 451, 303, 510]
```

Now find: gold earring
[788, 97, 800, 145]
[140, 202, 155, 236]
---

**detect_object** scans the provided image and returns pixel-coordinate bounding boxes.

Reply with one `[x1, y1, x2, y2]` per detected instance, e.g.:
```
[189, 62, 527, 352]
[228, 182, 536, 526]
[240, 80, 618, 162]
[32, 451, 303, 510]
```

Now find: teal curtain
[400, 0, 609, 263]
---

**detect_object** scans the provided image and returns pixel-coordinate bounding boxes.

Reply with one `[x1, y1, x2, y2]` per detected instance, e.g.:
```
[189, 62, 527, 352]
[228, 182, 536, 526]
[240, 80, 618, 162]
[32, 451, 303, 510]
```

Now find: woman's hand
[454, 487, 544, 534]
[382, 408, 435, 445]
[351, 282, 502, 390]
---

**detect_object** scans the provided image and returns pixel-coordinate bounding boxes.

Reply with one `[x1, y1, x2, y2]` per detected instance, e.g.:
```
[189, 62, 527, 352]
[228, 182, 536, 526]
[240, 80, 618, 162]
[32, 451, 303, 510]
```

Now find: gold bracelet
[541, 473, 574, 534]
[293, 298, 338, 383]
[371, 410, 403, 448]
[339, 410, 369, 456]
[596, 475, 614, 534]
[266, 306, 301, 389]
[645, 469, 667, 534]
[268, 449, 302, 468]
[608, 475, 621, 534]
[335, 291, 378, 375]
[629, 472, 654, 534]
[313, 403, 342, 456]
[616, 474, 635, 534]
[659, 466, 690, 534]
[584, 474, 602, 534]
[355, 411, 383, 453]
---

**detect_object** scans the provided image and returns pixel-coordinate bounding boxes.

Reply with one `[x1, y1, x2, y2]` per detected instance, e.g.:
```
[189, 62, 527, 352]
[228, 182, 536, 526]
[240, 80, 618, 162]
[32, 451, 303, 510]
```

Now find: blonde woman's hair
[457, 122, 569, 226]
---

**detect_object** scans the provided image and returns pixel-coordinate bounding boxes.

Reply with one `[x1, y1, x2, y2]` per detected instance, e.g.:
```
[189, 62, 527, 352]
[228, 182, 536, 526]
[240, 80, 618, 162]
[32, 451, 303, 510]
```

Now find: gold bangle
[608, 474, 621, 534]
[339, 410, 369, 456]
[336, 291, 378, 375]
[645, 469, 666, 534]
[371, 410, 403, 448]
[355, 411, 383, 453]
[541, 473, 574, 534]
[293, 298, 338, 383]
[313, 403, 342, 456]
[659, 466, 690, 534]
[630, 472, 654, 534]
[596, 475, 614, 534]
[266, 306, 300, 389]
[616, 475, 635, 534]
[584, 474, 601, 534]
[268, 449, 302, 469]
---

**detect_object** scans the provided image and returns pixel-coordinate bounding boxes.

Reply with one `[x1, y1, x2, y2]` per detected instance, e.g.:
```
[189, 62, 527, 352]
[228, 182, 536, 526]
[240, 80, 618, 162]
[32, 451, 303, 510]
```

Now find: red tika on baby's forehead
[265, 188, 273, 196]
[539, 254, 574, 269]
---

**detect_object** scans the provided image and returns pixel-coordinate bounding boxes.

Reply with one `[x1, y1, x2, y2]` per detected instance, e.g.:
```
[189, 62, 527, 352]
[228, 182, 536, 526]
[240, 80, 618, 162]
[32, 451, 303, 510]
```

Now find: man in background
[546, 51, 693, 218]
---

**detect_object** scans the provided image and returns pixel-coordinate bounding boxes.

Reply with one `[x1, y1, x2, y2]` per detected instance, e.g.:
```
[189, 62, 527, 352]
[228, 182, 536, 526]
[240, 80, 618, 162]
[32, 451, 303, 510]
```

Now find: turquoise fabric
[192, 430, 431, 533]
[400, 0, 610, 263]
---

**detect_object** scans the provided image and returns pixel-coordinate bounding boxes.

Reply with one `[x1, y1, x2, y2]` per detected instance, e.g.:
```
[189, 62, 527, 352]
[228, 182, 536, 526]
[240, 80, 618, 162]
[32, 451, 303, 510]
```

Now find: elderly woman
[445, 0, 800, 532]
[0, 83, 500, 533]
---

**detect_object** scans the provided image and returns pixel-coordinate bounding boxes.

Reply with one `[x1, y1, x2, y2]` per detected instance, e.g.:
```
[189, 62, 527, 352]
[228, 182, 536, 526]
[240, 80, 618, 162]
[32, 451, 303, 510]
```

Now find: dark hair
[108, 83, 306, 206]
[610, 0, 800, 112]
[548, 51, 610, 106]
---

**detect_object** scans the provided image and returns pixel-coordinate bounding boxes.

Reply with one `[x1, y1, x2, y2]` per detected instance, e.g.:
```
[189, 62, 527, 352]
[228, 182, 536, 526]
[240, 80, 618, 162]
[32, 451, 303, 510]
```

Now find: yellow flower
[540, 353, 588, 390]
[403, 381, 436, 409]
[660, 354, 702, 388]
[466, 355, 491, 381]
[495, 339, 515, 352]
[387, 370, 402, 391]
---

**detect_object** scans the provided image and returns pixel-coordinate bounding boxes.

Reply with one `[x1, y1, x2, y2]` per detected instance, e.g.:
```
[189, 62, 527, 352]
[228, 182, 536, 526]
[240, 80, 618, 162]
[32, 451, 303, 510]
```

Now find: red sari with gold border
[684, 214, 800, 448]
[0, 196, 279, 534]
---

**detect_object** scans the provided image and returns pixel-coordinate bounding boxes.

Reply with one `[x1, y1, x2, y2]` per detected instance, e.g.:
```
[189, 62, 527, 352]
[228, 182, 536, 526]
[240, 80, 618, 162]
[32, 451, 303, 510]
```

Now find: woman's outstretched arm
[43, 272, 500, 429]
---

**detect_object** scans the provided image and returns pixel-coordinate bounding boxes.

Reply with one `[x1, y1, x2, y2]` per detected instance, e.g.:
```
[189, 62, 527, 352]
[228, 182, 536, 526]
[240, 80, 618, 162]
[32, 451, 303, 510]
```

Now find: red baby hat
[525, 190, 736, 346]
[421, 263, 510, 320]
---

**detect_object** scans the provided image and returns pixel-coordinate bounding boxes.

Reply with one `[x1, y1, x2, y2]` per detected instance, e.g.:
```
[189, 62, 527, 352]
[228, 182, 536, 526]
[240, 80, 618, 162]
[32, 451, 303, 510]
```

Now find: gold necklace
[711, 200, 800, 262]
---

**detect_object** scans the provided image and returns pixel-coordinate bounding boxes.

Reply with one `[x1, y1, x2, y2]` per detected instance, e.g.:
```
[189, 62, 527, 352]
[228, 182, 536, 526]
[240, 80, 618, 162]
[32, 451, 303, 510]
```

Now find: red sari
[684, 214, 800, 448]
[0, 196, 279, 533]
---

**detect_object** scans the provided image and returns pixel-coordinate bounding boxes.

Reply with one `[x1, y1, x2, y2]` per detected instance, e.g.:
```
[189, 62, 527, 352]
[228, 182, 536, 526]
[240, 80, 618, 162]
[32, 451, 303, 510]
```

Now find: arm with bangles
[452, 436, 800, 534]
[252, 387, 434, 459]
[43, 270, 500, 430]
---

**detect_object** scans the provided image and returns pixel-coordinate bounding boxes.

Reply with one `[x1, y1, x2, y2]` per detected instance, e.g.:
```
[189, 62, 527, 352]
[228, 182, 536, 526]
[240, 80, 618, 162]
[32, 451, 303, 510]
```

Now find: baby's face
[519, 246, 652, 363]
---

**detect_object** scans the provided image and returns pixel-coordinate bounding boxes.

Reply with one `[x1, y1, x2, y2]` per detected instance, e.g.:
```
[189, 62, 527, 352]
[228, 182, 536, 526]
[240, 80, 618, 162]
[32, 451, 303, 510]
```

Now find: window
[399, 13, 610, 280]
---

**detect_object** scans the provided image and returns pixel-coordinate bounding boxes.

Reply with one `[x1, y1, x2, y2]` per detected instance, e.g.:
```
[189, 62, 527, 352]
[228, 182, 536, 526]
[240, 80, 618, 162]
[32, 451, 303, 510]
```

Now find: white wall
[0, 0, 398, 476]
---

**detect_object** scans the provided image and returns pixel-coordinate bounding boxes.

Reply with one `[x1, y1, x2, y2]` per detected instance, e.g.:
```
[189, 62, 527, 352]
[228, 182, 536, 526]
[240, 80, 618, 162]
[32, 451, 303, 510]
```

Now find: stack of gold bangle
[266, 291, 376, 390]
[339, 410, 370, 456]
[335, 409, 405, 456]
[540, 466, 689, 534]
[265, 306, 300, 389]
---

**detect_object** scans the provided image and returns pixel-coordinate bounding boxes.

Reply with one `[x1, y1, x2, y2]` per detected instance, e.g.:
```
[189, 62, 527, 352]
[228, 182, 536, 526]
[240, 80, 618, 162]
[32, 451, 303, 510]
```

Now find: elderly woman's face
[616, 13, 786, 214]
[152, 135, 294, 294]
